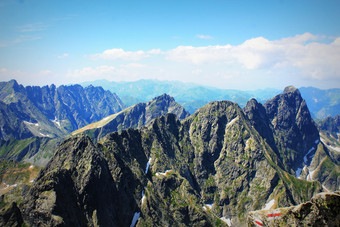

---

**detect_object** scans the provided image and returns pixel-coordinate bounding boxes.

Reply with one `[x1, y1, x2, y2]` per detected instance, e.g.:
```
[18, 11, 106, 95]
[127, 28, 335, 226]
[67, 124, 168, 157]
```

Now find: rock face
[0, 202, 24, 227]
[20, 135, 123, 226]
[0, 80, 124, 140]
[0, 86, 339, 226]
[251, 86, 320, 173]
[73, 93, 190, 142]
[248, 192, 340, 226]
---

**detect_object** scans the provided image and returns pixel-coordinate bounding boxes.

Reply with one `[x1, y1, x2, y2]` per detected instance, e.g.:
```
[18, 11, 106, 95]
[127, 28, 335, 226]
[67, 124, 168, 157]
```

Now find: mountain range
[80, 79, 340, 119]
[0, 82, 339, 226]
[0, 80, 124, 140]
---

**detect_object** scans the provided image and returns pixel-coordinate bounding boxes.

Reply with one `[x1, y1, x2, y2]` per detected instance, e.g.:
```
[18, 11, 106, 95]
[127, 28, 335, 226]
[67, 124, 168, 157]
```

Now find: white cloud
[166, 45, 232, 64]
[69, 65, 116, 78]
[39, 70, 52, 75]
[165, 33, 340, 80]
[147, 49, 163, 55]
[90, 48, 149, 61]
[192, 69, 202, 75]
[58, 53, 69, 59]
[121, 63, 146, 68]
[196, 34, 214, 40]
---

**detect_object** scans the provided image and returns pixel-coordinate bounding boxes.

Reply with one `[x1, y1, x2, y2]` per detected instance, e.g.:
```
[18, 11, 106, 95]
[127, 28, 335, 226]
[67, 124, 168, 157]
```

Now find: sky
[0, 0, 340, 90]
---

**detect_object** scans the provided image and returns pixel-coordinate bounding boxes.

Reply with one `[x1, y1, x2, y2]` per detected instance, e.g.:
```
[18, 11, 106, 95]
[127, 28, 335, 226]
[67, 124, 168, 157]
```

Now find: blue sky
[0, 0, 339, 90]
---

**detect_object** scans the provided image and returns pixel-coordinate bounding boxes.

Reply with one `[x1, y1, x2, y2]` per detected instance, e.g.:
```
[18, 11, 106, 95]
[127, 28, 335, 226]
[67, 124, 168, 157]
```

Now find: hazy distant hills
[299, 87, 340, 119]
[81, 79, 340, 118]
[81, 79, 280, 112]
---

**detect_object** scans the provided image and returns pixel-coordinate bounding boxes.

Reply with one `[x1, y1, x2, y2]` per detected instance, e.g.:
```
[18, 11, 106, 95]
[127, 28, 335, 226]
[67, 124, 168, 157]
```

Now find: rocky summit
[72, 93, 190, 142]
[0, 86, 339, 226]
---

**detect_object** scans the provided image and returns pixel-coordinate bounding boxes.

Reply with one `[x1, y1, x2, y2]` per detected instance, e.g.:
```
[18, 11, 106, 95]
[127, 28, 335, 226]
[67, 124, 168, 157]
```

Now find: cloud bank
[86, 33, 339, 82]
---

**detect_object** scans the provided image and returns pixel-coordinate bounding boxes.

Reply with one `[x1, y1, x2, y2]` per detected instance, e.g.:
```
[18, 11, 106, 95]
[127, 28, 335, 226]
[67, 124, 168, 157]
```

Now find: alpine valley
[0, 80, 339, 226]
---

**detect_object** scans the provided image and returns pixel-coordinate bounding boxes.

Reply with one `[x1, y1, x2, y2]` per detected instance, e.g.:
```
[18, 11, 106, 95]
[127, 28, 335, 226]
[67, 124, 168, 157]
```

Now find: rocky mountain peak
[283, 85, 300, 95]
[263, 86, 319, 172]
[150, 93, 174, 102]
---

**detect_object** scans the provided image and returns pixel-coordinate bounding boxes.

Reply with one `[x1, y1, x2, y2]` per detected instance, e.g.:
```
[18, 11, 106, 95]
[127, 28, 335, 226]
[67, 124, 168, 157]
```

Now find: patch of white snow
[145, 158, 151, 174]
[328, 145, 340, 152]
[23, 121, 39, 127]
[306, 169, 315, 181]
[141, 190, 146, 205]
[263, 199, 275, 210]
[155, 170, 172, 176]
[38, 132, 50, 137]
[295, 168, 302, 178]
[130, 212, 140, 227]
[304, 147, 315, 163]
[51, 117, 61, 127]
[220, 217, 232, 226]
[226, 117, 238, 127]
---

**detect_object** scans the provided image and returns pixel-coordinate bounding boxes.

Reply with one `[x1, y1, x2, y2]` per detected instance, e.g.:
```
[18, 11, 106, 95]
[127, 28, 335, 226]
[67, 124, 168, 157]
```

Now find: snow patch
[1, 183, 17, 191]
[51, 117, 61, 127]
[295, 168, 302, 178]
[227, 117, 238, 127]
[38, 132, 50, 137]
[145, 158, 151, 174]
[155, 170, 172, 176]
[220, 217, 232, 226]
[307, 169, 316, 181]
[130, 212, 140, 227]
[203, 204, 213, 210]
[141, 190, 146, 205]
[263, 199, 275, 210]
[328, 145, 340, 152]
[23, 121, 39, 127]
[29, 165, 34, 169]
[304, 147, 315, 163]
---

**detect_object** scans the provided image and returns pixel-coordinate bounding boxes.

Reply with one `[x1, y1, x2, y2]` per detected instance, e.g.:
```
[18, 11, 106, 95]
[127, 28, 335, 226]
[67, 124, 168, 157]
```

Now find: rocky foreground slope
[248, 192, 340, 226]
[0, 86, 339, 226]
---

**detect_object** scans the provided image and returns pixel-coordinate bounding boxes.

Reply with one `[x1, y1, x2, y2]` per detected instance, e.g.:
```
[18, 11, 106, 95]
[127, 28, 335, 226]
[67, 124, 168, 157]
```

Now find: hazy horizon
[1, 0, 339, 90]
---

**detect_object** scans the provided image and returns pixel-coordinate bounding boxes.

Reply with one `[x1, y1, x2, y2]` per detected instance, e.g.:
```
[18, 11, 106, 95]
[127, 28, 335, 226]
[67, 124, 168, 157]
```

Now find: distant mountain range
[0, 80, 124, 140]
[80, 79, 340, 118]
